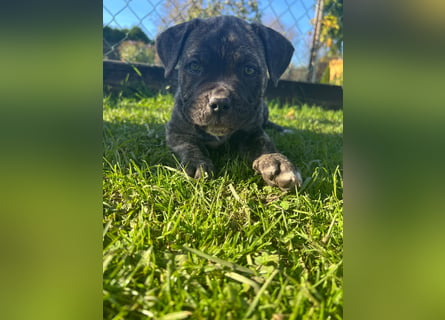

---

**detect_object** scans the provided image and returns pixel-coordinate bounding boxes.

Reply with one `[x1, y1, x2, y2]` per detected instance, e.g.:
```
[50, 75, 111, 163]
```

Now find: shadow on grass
[103, 119, 172, 168]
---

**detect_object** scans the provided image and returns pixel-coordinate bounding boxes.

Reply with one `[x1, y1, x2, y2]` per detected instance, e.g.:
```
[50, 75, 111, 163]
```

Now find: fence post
[307, 0, 324, 83]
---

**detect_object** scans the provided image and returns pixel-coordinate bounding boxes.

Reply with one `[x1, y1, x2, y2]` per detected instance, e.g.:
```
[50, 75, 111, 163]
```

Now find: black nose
[209, 97, 231, 113]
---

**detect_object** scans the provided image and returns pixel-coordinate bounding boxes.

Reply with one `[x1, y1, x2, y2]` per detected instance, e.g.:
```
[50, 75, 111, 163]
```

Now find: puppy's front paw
[183, 160, 215, 179]
[253, 153, 302, 191]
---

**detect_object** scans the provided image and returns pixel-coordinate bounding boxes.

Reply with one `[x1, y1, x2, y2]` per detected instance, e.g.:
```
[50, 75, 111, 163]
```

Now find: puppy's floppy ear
[252, 23, 294, 86]
[156, 19, 199, 78]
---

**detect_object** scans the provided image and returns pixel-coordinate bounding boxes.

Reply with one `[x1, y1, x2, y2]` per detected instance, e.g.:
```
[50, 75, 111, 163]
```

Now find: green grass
[103, 94, 343, 320]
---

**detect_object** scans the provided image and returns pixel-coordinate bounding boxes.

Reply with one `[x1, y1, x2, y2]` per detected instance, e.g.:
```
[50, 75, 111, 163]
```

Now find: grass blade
[183, 245, 255, 275]
[159, 311, 192, 320]
[225, 272, 260, 293]
[244, 269, 279, 319]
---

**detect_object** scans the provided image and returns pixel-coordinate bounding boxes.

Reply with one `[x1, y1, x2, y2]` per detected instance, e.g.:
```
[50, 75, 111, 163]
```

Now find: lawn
[103, 94, 343, 320]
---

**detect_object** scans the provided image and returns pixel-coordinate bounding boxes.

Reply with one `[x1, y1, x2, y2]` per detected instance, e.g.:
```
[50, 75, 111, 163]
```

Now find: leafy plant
[320, 0, 343, 57]
[118, 41, 156, 64]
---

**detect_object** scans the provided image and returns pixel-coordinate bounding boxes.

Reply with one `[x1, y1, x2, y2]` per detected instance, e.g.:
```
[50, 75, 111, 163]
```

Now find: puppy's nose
[209, 97, 231, 113]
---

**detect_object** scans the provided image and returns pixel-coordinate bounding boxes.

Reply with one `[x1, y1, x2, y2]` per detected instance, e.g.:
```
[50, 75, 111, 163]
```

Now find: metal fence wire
[103, 0, 342, 84]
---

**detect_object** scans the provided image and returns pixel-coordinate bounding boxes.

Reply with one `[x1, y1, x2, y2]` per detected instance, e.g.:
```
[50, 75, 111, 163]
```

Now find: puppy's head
[156, 16, 294, 136]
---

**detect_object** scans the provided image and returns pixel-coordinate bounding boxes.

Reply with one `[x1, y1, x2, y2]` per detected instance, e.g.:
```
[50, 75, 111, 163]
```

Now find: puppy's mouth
[203, 125, 233, 137]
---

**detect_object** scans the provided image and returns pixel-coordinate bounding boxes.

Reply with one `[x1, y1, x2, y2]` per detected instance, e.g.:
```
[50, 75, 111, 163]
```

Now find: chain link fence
[103, 0, 342, 84]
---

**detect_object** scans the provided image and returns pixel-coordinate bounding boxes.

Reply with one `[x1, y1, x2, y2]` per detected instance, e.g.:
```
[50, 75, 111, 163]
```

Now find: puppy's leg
[166, 130, 214, 179]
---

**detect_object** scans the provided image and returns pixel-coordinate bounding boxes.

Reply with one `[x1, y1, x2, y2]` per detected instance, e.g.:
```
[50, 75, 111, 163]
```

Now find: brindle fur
[156, 16, 302, 190]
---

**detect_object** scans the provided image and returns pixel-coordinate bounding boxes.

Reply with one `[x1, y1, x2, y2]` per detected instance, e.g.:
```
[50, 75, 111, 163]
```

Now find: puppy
[156, 16, 302, 190]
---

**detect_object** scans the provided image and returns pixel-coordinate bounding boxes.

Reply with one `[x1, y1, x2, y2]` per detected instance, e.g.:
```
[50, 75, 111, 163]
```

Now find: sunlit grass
[103, 94, 343, 319]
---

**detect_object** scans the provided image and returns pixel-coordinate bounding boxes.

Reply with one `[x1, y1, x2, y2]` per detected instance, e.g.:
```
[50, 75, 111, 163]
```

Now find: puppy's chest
[202, 133, 231, 148]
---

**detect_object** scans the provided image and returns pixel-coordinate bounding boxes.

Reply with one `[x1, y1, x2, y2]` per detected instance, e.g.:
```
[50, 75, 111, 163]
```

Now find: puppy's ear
[156, 19, 199, 78]
[252, 24, 294, 86]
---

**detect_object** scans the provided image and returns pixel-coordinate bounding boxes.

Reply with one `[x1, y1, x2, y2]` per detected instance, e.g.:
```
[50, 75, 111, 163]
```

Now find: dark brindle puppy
[156, 16, 302, 190]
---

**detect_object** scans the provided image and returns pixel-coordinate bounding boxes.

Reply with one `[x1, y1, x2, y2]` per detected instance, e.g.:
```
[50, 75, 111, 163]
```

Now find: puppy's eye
[243, 66, 257, 76]
[187, 61, 202, 74]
